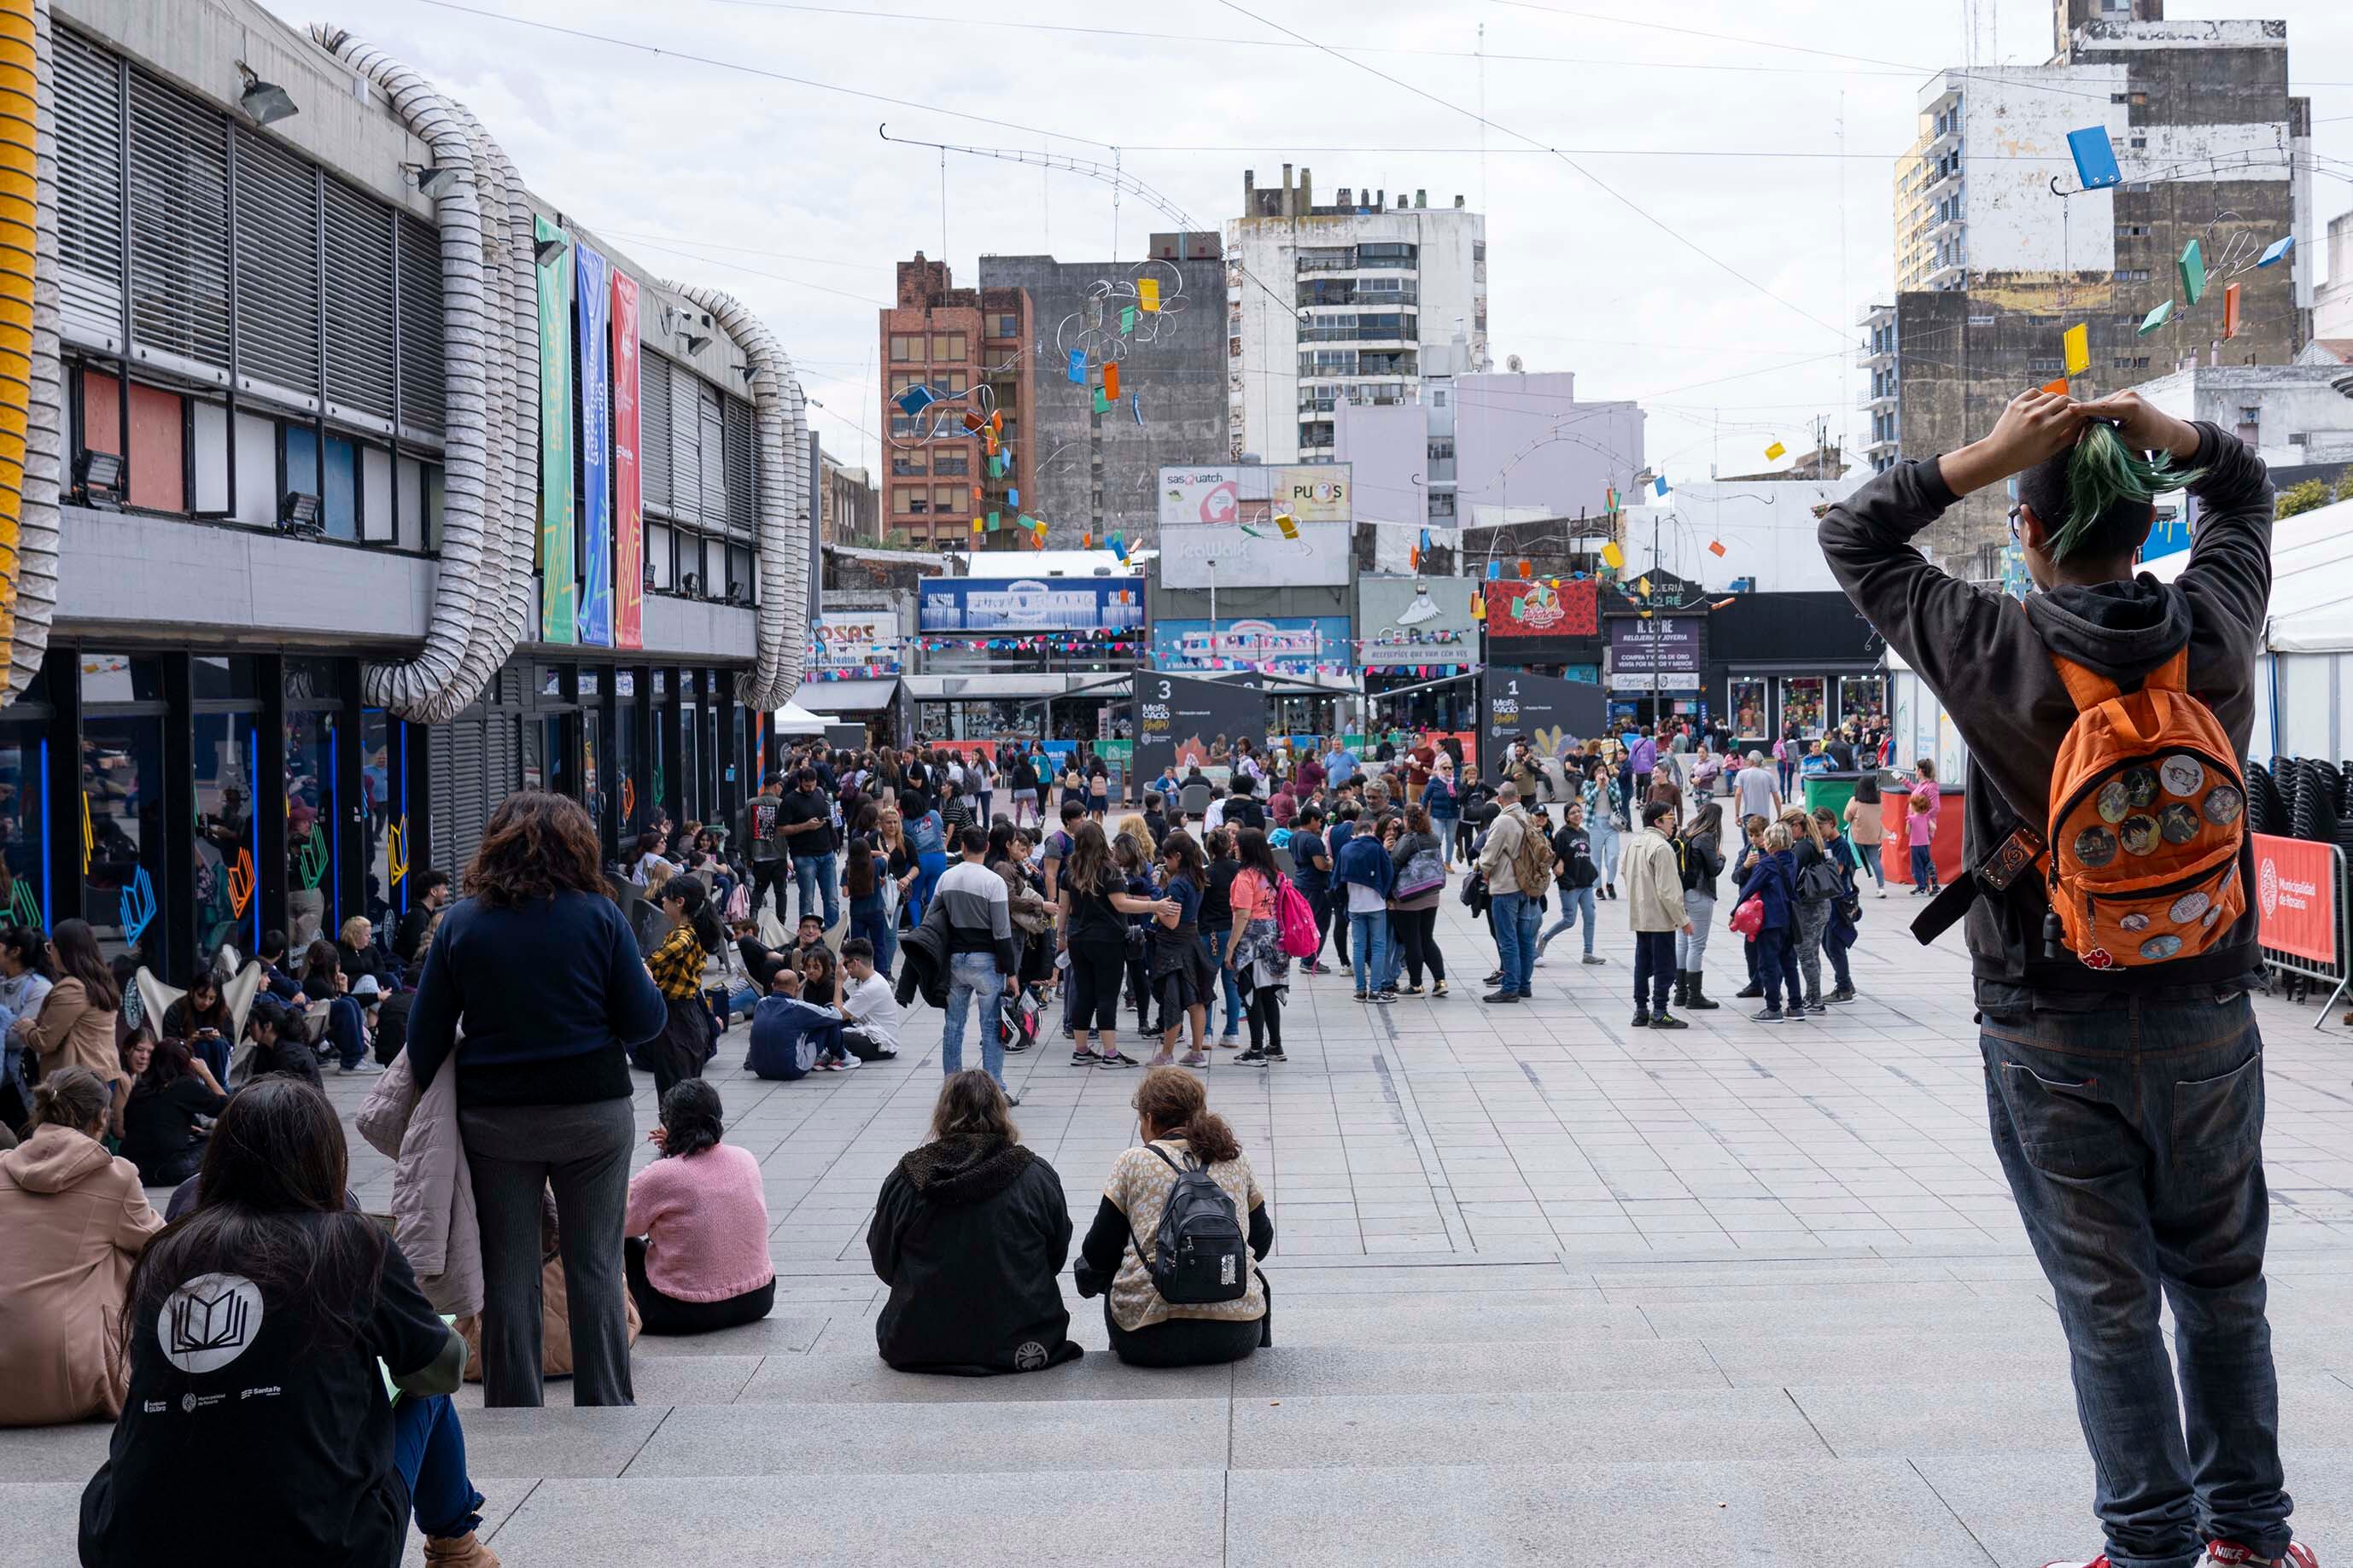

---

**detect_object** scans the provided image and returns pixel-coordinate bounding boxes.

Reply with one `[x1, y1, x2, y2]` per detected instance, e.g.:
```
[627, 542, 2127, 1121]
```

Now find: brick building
[880, 256, 1034, 551]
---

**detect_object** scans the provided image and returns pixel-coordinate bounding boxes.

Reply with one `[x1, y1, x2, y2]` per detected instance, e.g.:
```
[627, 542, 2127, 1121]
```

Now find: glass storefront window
[284, 707, 339, 949]
[680, 701, 701, 827]
[1780, 676, 1826, 741]
[1837, 675, 1887, 736]
[583, 706, 605, 846]
[193, 710, 260, 963]
[1729, 678, 1769, 744]
[0, 727, 49, 931]
[82, 711, 166, 967]
[615, 704, 641, 838]
[361, 709, 403, 930]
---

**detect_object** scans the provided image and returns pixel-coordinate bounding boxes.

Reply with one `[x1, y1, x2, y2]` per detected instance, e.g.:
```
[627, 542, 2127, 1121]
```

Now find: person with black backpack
[1073, 1067, 1271, 1367]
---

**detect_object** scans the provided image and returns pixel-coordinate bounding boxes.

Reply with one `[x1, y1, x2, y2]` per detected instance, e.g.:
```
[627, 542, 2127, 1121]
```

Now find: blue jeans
[908, 851, 949, 927]
[1536, 884, 1597, 958]
[1909, 842, 1937, 890]
[795, 851, 841, 930]
[1855, 841, 1884, 889]
[1348, 908, 1389, 995]
[324, 995, 367, 1070]
[1490, 889, 1540, 994]
[390, 1392, 484, 1541]
[1753, 924, 1801, 1008]
[1979, 994, 2286, 1568]
[1200, 927, 1243, 1035]
[850, 901, 892, 975]
[941, 952, 1005, 1087]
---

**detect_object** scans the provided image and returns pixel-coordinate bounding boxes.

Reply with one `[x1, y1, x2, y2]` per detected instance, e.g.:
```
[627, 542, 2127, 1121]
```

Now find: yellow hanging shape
[1137, 277, 1161, 312]
[1470, 589, 1486, 621]
[1635, 575, 1651, 597]
[971, 516, 984, 534]
[1600, 540, 1626, 570]
[1764, 441, 1786, 462]
[1276, 512, 1298, 539]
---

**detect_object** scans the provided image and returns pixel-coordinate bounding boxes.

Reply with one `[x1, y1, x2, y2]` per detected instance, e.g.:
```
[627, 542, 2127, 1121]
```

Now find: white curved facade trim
[10, 0, 62, 702]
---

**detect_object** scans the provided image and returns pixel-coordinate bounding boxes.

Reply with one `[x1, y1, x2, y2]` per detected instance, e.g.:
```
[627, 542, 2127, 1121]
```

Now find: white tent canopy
[2145, 496, 2353, 654]
[771, 700, 828, 736]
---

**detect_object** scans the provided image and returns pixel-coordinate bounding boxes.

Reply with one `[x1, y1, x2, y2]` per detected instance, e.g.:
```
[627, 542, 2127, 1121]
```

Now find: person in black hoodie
[867, 1070, 1080, 1376]
[1820, 388, 2296, 1568]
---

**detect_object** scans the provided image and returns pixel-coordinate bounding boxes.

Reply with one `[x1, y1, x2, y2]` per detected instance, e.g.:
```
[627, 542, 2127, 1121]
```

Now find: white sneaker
[835, 1053, 862, 1070]
[1532, 956, 1548, 968]
[338, 1058, 385, 1075]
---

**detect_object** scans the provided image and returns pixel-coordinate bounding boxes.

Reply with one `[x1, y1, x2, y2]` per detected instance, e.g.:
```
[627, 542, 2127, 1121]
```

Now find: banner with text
[1481, 667, 1609, 761]
[1482, 577, 1599, 639]
[1358, 575, 1479, 667]
[534, 216, 576, 644]
[575, 242, 613, 646]
[813, 609, 902, 672]
[2253, 832, 2337, 965]
[1606, 614, 1706, 691]
[918, 576, 1146, 632]
[611, 269, 644, 650]
[1133, 673, 1266, 778]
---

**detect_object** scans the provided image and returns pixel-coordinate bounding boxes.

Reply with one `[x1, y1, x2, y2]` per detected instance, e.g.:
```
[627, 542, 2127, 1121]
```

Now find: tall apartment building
[1865, 1, 2315, 561]
[880, 256, 1033, 552]
[1226, 166, 1489, 466]
[978, 234, 1226, 548]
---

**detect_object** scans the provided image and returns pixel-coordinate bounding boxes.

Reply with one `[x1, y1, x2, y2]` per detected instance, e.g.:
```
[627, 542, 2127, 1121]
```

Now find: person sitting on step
[623, 1080, 777, 1337]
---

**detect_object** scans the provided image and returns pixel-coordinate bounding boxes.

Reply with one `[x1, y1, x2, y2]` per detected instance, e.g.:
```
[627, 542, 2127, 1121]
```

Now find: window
[2238, 405, 2261, 425]
[890, 371, 925, 394]
[933, 452, 969, 476]
[2112, 355, 2151, 370]
[991, 313, 1018, 338]
[81, 654, 169, 965]
[931, 485, 964, 514]
[2116, 268, 2150, 283]
[890, 334, 920, 361]
[894, 486, 928, 515]
[890, 454, 927, 476]
[933, 371, 969, 397]
[1432, 389, 1447, 407]
[2026, 357, 2063, 373]
[931, 331, 966, 361]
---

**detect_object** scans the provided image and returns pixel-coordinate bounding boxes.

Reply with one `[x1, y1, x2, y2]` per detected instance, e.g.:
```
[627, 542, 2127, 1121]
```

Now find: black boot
[1672, 972, 1690, 1009]
[1684, 971, 1721, 1011]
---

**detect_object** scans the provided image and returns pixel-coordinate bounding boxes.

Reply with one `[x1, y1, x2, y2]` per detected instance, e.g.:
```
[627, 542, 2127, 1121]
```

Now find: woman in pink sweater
[623, 1081, 776, 1334]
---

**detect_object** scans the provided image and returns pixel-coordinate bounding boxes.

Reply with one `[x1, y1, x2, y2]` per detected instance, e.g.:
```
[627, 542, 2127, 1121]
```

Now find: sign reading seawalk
[1133, 673, 1264, 779]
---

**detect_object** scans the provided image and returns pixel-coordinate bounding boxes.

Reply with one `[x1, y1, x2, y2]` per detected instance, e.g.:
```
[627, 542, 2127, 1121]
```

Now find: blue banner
[575, 242, 614, 646]
[918, 576, 1146, 632]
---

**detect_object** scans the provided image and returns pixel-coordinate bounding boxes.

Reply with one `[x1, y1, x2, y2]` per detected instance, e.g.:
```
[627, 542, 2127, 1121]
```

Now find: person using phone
[159, 971, 235, 1086]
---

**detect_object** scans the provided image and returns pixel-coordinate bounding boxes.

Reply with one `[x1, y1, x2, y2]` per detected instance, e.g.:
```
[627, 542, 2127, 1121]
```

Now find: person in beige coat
[0, 1066, 163, 1425]
[1620, 800, 1694, 1031]
[20, 921, 129, 1130]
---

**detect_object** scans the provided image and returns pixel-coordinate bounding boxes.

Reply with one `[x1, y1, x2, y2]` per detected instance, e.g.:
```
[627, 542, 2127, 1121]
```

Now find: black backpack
[1130, 1143, 1248, 1305]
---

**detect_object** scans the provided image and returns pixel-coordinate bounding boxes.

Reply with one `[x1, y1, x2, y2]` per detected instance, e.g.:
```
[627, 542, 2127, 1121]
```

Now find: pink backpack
[1275, 875, 1319, 958]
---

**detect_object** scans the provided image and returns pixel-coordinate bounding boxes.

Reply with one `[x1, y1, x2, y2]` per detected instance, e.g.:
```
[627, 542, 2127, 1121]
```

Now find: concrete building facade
[978, 235, 1226, 550]
[820, 452, 879, 547]
[1226, 166, 1489, 467]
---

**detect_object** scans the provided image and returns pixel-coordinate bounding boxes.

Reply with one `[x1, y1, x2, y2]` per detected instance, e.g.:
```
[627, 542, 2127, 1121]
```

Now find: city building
[2129, 363, 2353, 560]
[1619, 469, 1867, 595]
[1226, 166, 1489, 467]
[1866, 2, 2316, 560]
[31, 0, 810, 984]
[2316, 212, 2353, 345]
[978, 235, 1226, 549]
[880, 255, 1032, 552]
[820, 451, 879, 547]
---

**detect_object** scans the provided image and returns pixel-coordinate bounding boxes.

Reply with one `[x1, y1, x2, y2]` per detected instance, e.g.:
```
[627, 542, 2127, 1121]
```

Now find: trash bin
[1802, 771, 1862, 823]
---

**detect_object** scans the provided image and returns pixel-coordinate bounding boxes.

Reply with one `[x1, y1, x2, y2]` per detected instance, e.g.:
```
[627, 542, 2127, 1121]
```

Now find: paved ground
[9, 887, 2353, 1565]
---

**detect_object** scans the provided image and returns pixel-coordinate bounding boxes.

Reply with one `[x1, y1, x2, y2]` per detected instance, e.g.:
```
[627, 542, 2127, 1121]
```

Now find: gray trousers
[459, 1096, 637, 1408]
[1793, 900, 1830, 1004]
[1677, 891, 1716, 971]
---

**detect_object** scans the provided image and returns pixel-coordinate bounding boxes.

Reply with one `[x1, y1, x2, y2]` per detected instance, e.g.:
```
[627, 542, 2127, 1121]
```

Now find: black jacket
[893, 898, 953, 1012]
[867, 1134, 1081, 1376]
[1819, 422, 2268, 1007]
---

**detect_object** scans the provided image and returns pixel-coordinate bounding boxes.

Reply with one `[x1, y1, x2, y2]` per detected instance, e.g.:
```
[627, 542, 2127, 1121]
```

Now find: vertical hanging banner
[611, 269, 645, 650]
[575, 242, 614, 647]
[534, 215, 577, 644]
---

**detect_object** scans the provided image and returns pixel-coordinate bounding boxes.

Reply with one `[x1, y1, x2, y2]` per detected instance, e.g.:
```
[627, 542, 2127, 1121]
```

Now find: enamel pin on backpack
[2045, 648, 2246, 969]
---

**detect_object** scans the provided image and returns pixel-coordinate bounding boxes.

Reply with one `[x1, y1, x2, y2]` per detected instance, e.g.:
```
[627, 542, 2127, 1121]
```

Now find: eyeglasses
[2008, 504, 2023, 544]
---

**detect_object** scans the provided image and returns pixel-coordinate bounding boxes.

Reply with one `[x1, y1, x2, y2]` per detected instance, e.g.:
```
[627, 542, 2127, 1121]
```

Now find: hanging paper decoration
[1653, 475, 1668, 497]
[1131, 392, 1143, 426]
[1708, 540, 1726, 557]
[1102, 361, 1120, 401]
[2063, 323, 2089, 377]
[1241, 525, 1266, 539]
[1600, 540, 1626, 570]
[1120, 306, 1136, 335]
[1066, 349, 1086, 384]
[2041, 377, 2070, 398]
[1107, 531, 1126, 558]
[1276, 512, 1298, 539]
[1469, 588, 1486, 621]
[960, 410, 984, 434]
[1486, 559, 1501, 580]
[2178, 238, 2207, 306]
[1094, 388, 1111, 412]
[1764, 440, 1786, 462]
[1137, 277, 1161, 312]
[987, 510, 1001, 532]
[990, 410, 1002, 434]
[1634, 575, 1651, 597]
[2257, 236, 2292, 268]
[1083, 533, 1093, 549]
[1007, 487, 1019, 506]
[970, 516, 984, 534]
[2066, 125, 2122, 190]
[1408, 544, 1421, 570]
[2137, 300, 2174, 335]
[1517, 559, 1533, 579]
[895, 385, 937, 417]
[2223, 281, 2242, 341]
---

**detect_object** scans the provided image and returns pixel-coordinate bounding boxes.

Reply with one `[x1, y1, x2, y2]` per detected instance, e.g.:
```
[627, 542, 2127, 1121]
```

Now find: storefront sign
[1607, 615, 1704, 691]
[918, 577, 1146, 632]
[1159, 466, 1241, 527]
[575, 242, 613, 647]
[1358, 576, 1478, 667]
[812, 610, 902, 672]
[1273, 464, 1350, 522]
[1156, 463, 1352, 527]
[2253, 832, 2335, 965]
[1158, 521, 1351, 589]
[1133, 673, 1264, 778]
[611, 269, 644, 650]
[1482, 577, 1599, 638]
[1152, 616, 1349, 673]
[1481, 668, 1608, 761]
[534, 216, 576, 644]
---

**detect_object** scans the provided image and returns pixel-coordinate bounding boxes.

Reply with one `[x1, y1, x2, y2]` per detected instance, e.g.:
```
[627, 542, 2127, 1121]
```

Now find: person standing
[1057, 820, 1164, 1069]
[1225, 828, 1294, 1061]
[1735, 822, 1803, 1023]
[1843, 772, 1888, 896]
[1197, 828, 1247, 1044]
[1810, 804, 1861, 1005]
[1384, 806, 1448, 997]
[1579, 761, 1622, 901]
[406, 791, 668, 1408]
[933, 827, 1022, 1099]
[1334, 810, 1398, 1003]
[1733, 750, 1781, 826]
[1473, 784, 1547, 1004]
[1533, 798, 1603, 968]
[1674, 801, 1725, 1011]
[1620, 801, 1691, 1029]
[1288, 804, 1335, 976]
[1819, 386, 2302, 1568]
[1783, 807, 1837, 1016]
[738, 774, 791, 925]
[1628, 725, 1658, 802]
[779, 766, 841, 935]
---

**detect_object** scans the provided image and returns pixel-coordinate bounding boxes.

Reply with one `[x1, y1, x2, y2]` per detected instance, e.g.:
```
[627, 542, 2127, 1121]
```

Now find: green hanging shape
[1120, 306, 1136, 335]
[1093, 388, 1111, 413]
[2178, 238, 2206, 306]
[2137, 300, 2175, 335]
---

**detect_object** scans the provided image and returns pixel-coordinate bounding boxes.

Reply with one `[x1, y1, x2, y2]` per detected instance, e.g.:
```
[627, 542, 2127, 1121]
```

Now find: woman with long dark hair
[407, 791, 667, 1409]
[1384, 807, 1448, 1000]
[867, 1070, 1079, 1374]
[1058, 821, 1167, 1069]
[1225, 828, 1296, 1062]
[844, 801, 895, 976]
[1147, 833, 1215, 1068]
[645, 874, 723, 1100]
[80, 1077, 496, 1566]
[1675, 801, 1726, 1012]
[624, 1080, 776, 1336]
[0, 922, 51, 1127]
[118, 1035, 228, 1187]
[24, 918, 128, 1131]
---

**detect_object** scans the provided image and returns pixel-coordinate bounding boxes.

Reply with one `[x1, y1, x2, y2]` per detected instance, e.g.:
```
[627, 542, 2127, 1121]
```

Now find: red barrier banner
[611, 270, 645, 650]
[2252, 832, 2336, 964]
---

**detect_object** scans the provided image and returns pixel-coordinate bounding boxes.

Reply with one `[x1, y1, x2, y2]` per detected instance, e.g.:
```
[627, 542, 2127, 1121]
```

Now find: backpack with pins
[2042, 647, 2246, 970]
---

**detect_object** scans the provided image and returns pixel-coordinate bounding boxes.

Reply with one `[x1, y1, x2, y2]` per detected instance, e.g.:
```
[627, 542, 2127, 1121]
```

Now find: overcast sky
[289, 0, 2353, 493]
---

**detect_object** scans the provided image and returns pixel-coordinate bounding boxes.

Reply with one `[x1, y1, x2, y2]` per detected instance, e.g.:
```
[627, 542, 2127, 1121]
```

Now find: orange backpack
[2046, 648, 2246, 970]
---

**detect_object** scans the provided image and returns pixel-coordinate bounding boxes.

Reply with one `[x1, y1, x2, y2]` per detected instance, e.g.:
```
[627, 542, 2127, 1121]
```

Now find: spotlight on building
[75, 450, 126, 510]
[410, 163, 457, 196]
[680, 332, 711, 355]
[235, 63, 298, 126]
[279, 491, 324, 538]
[533, 230, 567, 265]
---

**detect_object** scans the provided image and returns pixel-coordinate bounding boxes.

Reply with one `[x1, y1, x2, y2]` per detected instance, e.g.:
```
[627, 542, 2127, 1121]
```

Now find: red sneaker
[2209, 1543, 2318, 1568]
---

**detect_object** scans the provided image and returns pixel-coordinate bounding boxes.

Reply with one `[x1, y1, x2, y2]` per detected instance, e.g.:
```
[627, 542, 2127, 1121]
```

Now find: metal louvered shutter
[323, 179, 396, 429]
[639, 350, 671, 510]
[126, 71, 230, 382]
[232, 128, 320, 409]
[668, 362, 700, 522]
[698, 381, 727, 527]
[394, 213, 444, 440]
[723, 393, 754, 536]
[57, 29, 124, 352]
[445, 716, 488, 874]
[428, 714, 458, 875]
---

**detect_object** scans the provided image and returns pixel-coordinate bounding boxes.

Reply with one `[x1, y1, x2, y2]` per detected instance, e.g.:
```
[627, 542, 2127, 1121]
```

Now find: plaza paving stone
[9, 893, 2353, 1564]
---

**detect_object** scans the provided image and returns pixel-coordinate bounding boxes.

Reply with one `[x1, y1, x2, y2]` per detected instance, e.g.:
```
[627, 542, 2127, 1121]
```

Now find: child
[1736, 822, 1805, 1023]
[1730, 815, 1770, 1000]
[1907, 789, 1940, 895]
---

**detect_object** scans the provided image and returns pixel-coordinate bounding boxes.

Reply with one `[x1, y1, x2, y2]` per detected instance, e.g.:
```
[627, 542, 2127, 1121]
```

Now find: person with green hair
[1819, 385, 2304, 1568]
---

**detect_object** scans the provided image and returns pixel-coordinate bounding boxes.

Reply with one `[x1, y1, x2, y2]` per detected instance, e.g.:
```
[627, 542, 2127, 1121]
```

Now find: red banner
[611, 270, 645, 650]
[1483, 577, 1598, 638]
[2252, 832, 2336, 964]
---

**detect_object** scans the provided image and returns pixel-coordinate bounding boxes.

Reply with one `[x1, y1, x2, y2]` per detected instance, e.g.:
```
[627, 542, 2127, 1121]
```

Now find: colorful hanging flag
[1276, 512, 1299, 539]
[1764, 440, 1787, 462]
[1137, 277, 1160, 312]
[1094, 388, 1111, 412]
[1470, 589, 1486, 621]
[1634, 576, 1651, 597]
[2223, 281, 2243, 341]
[1120, 306, 1136, 335]
[1653, 475, 1668, 498]
[1600, 540, 1625, 570]
[1007, 487, 1019, 506]
[2257, 236, 2292, 268]
[1606, 487, 1619, 513]
[970, 516, 984, 534]
[1108, 531, 1126, 557]
[2040, 378, 2070, 397]
[2179, 238, 2207, 306]
[2066, 125, 2122, 190]
[1486, 559, 1501, 580]
[1516, 559, 1533, 580]
[1131, 392, 1143, 426]
[986, 511, 1002, 532]
[1066, 349, 1086, 384]
[1083, 533, 1093, 549]
[895, 385, 937, 416]
[1708, 539, 1726, 557]
[2137, 300, 2174, 335]
[990, 410, 1002, 434]
[2063, 323, 2090, 377]
[960, 410, 984, 434]
[1103, 361, 1120, 400]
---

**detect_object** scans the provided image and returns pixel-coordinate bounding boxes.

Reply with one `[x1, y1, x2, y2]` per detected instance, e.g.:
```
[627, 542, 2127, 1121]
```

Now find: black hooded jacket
[867, 1134, 1081, 1376]
[1819, 422, 2270, 1008]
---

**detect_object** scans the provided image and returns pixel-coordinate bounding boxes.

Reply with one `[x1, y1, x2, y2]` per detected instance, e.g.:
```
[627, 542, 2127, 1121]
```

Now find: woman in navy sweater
[407, 791, 667, 1409]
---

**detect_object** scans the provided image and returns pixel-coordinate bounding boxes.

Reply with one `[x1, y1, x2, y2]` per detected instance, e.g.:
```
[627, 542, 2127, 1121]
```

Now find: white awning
[795, 677, 899, 713]
[771, 701, 829, 736]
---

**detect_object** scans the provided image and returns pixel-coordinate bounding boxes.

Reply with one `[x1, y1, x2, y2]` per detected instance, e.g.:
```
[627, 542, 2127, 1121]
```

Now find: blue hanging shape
[1130, 391, 1143, 426]
[2257, 236, 2293, 268]
[1007, 487, 1019, 506]
[1066, 349, 1086, 384]
[1653, 475, 1668, 497]
[2067, 126, 2122, 190]
[1486, 559, 1502, 580]
[895, 384, 937, 416]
